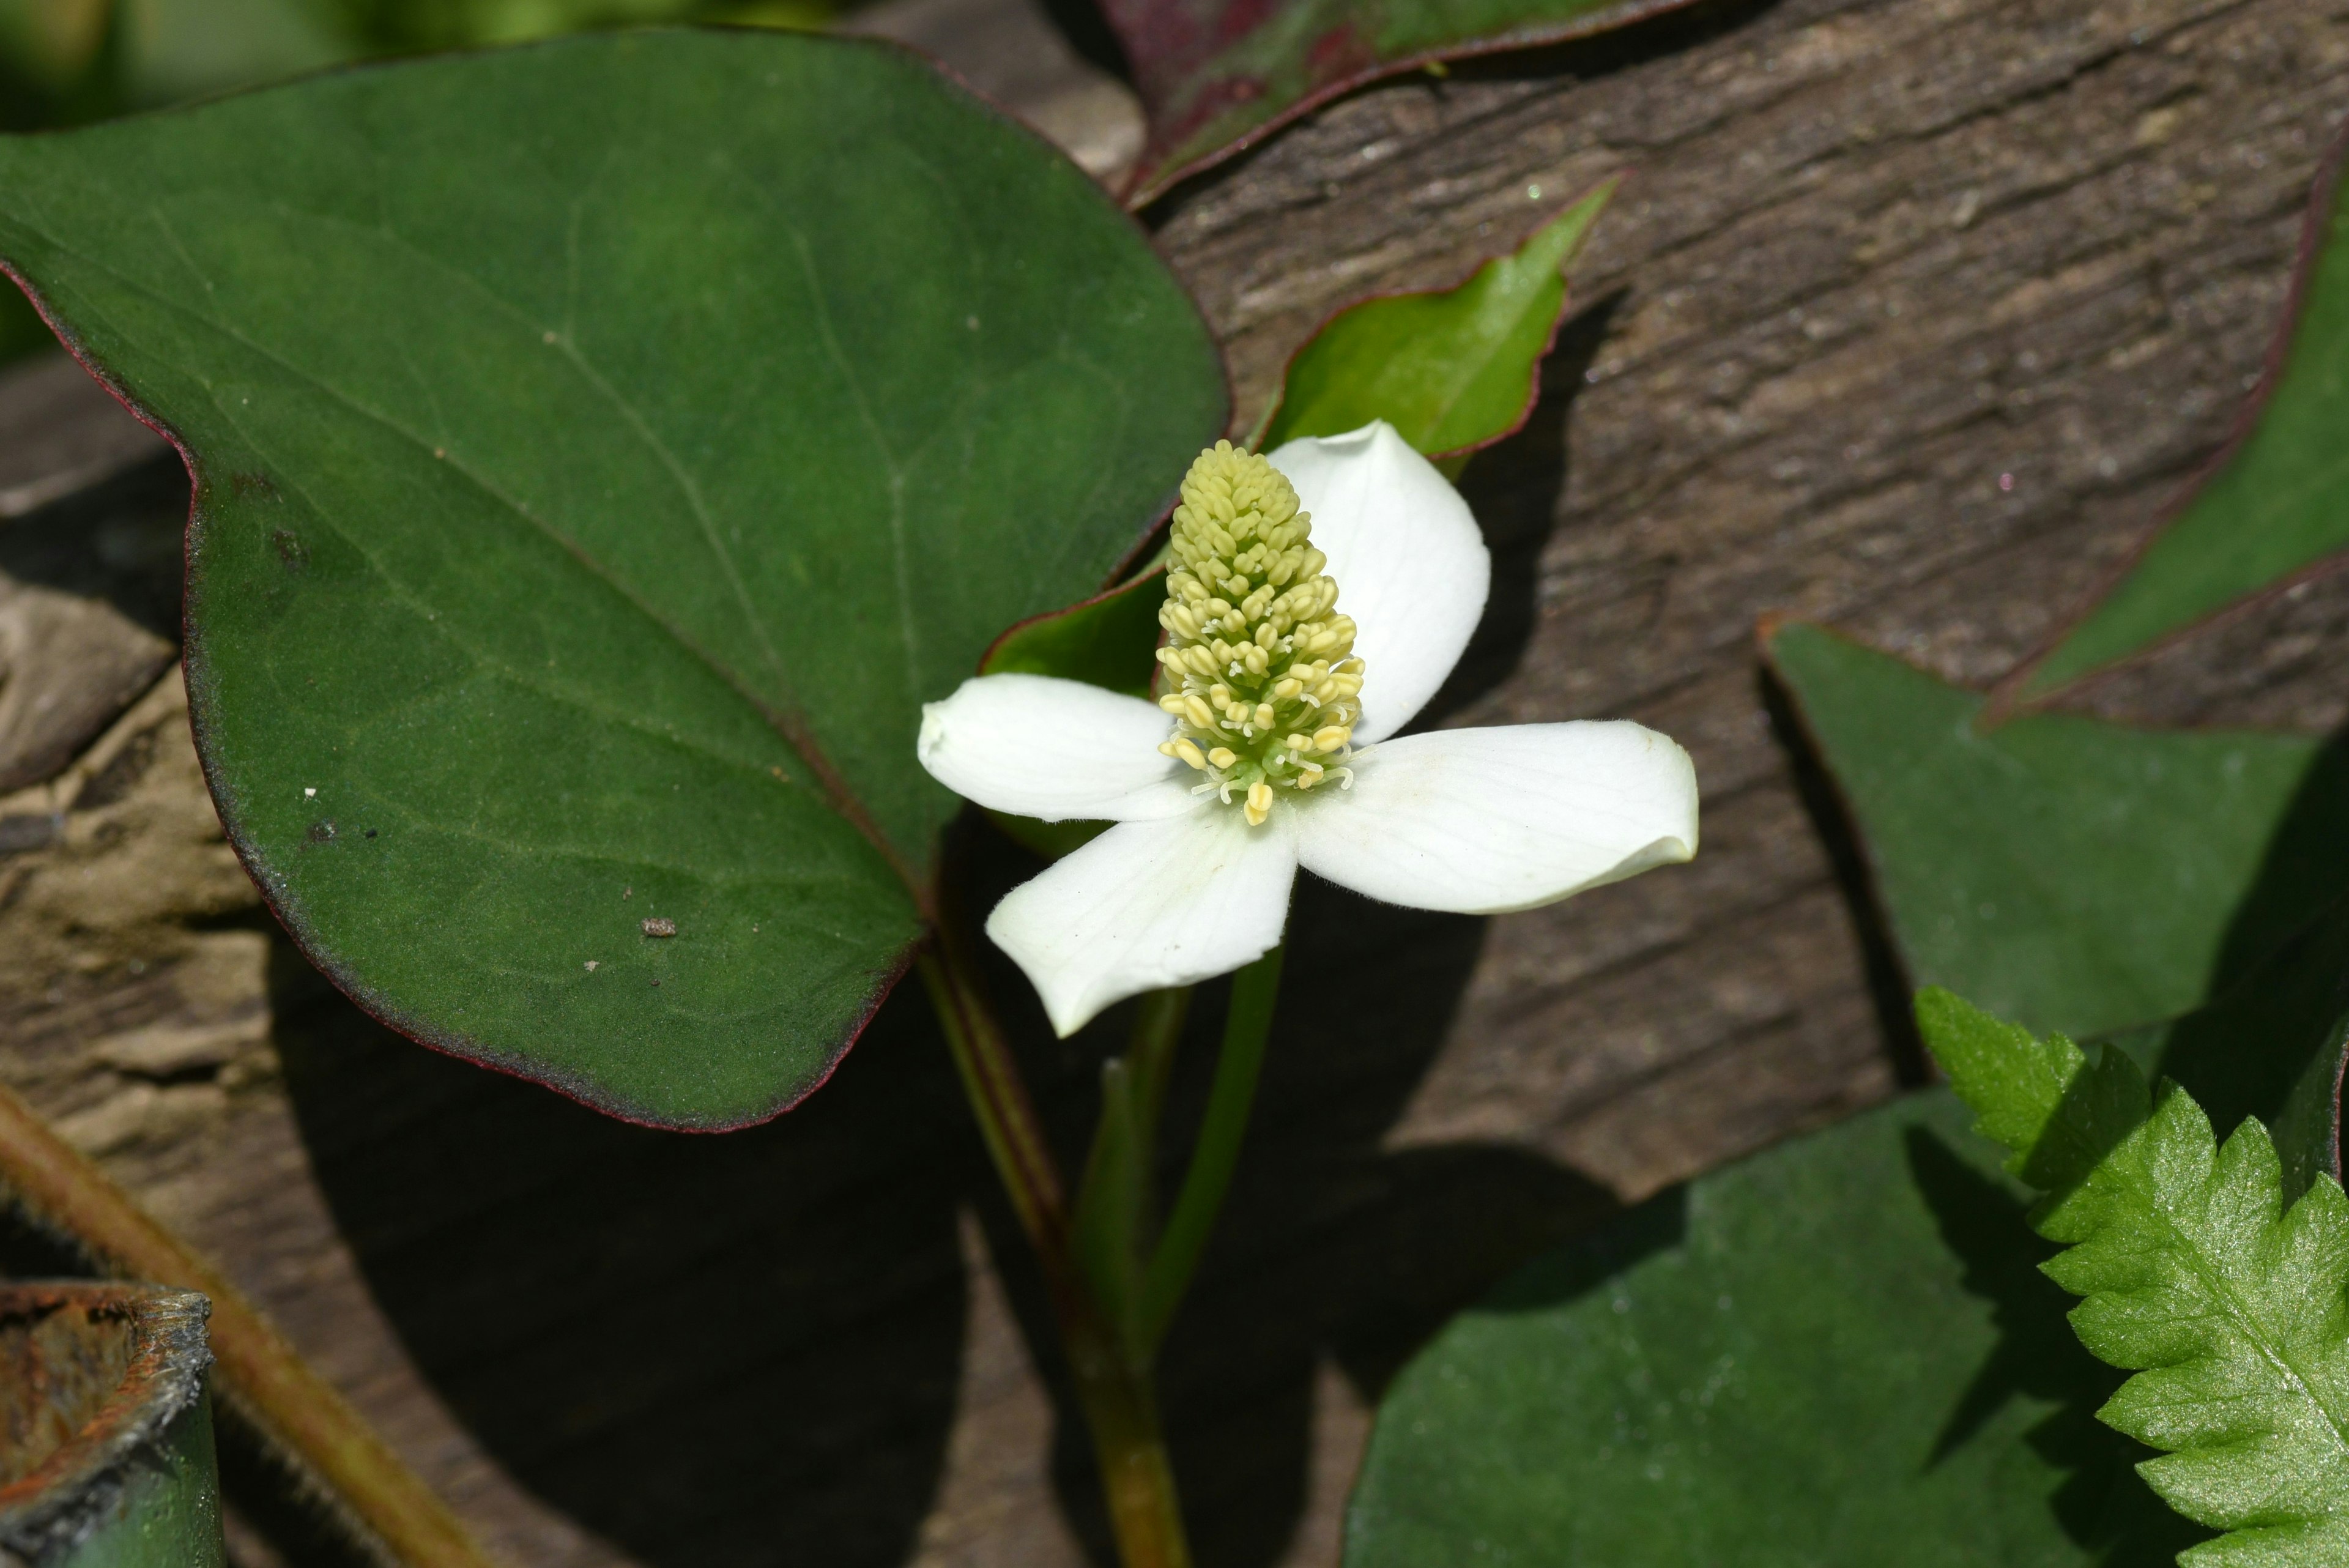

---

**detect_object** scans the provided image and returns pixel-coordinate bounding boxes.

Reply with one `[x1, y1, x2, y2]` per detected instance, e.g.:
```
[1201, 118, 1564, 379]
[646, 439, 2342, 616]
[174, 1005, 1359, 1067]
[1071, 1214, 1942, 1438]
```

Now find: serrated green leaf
[1261, 181, 1612, 456]
[1927, 998, 2349, 1567]
[1765, 623, 2345, 1041]
[1917, 987, 2151, 1200]
[1345, 1091, 2194, 1567]
[2021, 158, 2349, 699]
[0, 31, 1226, 1127]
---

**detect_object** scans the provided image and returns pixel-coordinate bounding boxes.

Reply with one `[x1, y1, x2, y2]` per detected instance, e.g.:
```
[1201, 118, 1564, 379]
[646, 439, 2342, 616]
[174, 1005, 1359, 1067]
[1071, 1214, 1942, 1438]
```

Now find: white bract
[919, 421, 1699, 1036]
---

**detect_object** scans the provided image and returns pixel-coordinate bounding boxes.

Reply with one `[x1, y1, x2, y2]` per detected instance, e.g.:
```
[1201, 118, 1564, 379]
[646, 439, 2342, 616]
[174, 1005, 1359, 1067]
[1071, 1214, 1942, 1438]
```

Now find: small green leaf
[1262, 180, 1614, 456]
[0, 31, 1227, 1128]
[1764, 622, 2346, 1041]
[1926, 997, 2349, 1567]
[1345, 1091, 2192, 1567]
[2019, 155, 2349, 699]
[980, 564, 1165, 700]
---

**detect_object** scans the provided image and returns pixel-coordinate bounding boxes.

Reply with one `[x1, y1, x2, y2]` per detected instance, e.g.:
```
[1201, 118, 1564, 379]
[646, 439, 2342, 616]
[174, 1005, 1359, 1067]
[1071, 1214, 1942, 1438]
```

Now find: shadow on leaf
[1904, 1128, 2208, 1564]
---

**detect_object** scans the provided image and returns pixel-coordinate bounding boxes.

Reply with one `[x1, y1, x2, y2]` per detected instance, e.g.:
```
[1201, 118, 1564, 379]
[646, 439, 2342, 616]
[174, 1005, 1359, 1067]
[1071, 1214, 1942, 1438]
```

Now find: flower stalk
[926, 862, 1296, 1568]
[915, 423, 1701, 1567]
[1139, 946, 1281, 1356]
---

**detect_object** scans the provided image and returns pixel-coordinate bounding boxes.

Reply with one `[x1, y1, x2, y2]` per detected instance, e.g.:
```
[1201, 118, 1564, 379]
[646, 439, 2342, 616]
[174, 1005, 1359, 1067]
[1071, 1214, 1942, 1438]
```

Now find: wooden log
[0, 0, 2342, 1559]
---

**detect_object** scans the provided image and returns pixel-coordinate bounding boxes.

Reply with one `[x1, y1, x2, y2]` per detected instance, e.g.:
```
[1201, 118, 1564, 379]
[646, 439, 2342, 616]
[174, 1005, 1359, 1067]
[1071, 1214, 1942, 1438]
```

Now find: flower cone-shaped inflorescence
[1154, 442, 1363, 824]
[919, 420, 1699, 1036]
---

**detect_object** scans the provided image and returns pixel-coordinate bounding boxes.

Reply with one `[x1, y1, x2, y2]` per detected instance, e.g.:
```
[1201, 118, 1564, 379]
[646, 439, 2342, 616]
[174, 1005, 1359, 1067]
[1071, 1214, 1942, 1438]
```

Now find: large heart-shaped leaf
[1345, 1091, 2199, 1567]
[0, 29, 1227, 1128]
[1105, 0, 1700, 204]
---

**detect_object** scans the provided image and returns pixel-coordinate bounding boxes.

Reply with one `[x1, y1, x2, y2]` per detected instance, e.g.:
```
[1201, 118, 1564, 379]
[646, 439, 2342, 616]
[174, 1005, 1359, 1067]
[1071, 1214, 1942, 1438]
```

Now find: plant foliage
[0, 30, 1227, 1127]
[1922, 988, 2349, 1567]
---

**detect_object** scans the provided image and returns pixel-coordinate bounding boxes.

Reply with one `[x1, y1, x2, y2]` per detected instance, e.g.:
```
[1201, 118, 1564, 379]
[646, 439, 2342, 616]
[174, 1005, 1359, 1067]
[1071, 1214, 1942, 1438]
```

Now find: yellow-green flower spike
[1154, 441, 1364, 826]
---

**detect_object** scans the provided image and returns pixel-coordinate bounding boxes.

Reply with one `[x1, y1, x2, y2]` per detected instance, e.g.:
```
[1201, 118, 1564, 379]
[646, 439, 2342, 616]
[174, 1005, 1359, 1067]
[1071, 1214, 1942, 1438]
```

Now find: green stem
[1067, 1339, 1192, 1568]
[1138, 945, 1283, 1356]
[921, 857, 1191, 1568]
[1125, 989, 1191, 1176]
[1071, 988, 1193, 1362]
[917, 947, 1066, 1257]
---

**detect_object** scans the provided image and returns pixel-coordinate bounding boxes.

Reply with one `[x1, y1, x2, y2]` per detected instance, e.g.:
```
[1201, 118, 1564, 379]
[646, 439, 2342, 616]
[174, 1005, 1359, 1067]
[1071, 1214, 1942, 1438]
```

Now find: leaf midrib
[2128, 1150, 2349, 1477]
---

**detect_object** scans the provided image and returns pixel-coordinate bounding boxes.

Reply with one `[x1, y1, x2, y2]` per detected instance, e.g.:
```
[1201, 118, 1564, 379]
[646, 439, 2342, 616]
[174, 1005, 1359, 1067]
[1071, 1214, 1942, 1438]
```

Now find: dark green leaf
[1261, 180, 1613, 456]
[2114, 898, 2349, 1206]
[2017, 152, 2349, 699]
[1764, 621, 2345, 1041]
[0, 31, 1226, 1127]
[1345, 1091, 2195, 1567]
[1105, 0, 1698, 204]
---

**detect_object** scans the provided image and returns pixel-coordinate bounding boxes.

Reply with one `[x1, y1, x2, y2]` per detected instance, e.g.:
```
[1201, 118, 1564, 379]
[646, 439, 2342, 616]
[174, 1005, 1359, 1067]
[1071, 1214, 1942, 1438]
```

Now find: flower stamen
[1154, 441, 1363, 827]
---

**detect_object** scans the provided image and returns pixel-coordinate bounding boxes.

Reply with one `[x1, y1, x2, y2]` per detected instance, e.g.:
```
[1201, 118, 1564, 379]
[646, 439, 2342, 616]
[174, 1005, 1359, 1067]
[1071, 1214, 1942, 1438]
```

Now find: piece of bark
[1152, 0, 2349, 1202]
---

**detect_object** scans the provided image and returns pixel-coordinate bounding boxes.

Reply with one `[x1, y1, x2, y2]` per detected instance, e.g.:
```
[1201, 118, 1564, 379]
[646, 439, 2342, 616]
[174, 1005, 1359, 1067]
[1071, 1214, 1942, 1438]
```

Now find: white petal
[1267, 420, 1490, 745]
[1296, 723, 1698, 914]
[918, 674, 1197, 822]
[986, 805, 1298, 1036]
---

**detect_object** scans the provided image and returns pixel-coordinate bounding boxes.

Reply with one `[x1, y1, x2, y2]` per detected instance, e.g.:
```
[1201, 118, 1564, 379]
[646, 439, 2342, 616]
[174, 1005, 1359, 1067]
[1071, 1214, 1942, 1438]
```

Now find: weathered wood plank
[0, 0, 2342, 1561]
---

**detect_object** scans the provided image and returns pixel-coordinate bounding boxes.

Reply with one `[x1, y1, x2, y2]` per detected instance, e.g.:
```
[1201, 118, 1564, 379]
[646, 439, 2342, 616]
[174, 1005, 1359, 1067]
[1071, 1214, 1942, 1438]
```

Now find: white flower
[919, 420, 1699, 1036]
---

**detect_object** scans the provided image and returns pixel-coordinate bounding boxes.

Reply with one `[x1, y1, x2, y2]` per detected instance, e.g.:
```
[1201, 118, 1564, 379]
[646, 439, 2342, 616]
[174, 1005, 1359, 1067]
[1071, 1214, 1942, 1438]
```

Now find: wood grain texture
[0, 0, 2342, 1561]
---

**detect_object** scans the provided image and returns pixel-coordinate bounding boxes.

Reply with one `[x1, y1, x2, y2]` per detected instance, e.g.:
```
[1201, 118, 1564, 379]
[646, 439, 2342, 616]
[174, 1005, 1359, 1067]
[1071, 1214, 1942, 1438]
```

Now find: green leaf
[1915, 987, 2150, 1201]
[980, 563, 1165, 700]
[1345, 1090, 2195, 1567]
[1105, 0, 1697, 204]
[1924, 997, 2349, 1567]
[2019, 156, 2349, 699]
[0, 31, 1226, 1128]
[1764, 622, 2347, 1041]
[1261, 180, 1614, 456]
